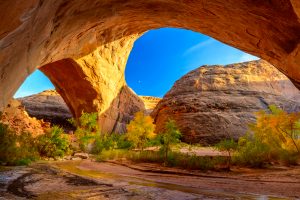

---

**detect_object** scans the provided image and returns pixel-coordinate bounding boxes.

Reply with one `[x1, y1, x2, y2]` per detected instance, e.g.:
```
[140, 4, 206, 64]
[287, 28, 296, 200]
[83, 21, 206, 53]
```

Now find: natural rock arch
[1, 1, 300, 126]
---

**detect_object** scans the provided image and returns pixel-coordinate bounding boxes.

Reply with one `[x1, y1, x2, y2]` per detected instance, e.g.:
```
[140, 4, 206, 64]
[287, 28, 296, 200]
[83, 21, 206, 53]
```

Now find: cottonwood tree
[161, 119, 181, 164]
[126, 111, 156, 151]
[251, 105, 300, 154]
[68, 112, 99, 152]
[215, 139, 237, 170]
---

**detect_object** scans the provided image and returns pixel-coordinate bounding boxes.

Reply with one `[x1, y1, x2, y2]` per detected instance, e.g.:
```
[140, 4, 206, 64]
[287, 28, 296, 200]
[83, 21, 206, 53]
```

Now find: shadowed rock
[18, 90, 73, 129]
[18, 89, 159, 133]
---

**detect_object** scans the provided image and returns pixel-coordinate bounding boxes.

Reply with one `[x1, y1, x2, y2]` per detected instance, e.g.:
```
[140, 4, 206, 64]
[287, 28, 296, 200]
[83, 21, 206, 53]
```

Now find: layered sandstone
[152, 60, 300, 145]
[1, 1, 300, 125]
[140, 96, 161, 114]
[18, 90, 72, 128]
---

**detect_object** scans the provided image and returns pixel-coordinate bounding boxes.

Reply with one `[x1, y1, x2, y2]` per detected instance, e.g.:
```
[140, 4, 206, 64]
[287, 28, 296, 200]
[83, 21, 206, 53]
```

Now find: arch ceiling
[1, 0, 300, 132]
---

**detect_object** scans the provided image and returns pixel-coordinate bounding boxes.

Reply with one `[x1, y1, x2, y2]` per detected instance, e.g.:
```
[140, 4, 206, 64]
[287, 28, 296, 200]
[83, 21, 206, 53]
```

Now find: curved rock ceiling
[1, 1, 300, 129]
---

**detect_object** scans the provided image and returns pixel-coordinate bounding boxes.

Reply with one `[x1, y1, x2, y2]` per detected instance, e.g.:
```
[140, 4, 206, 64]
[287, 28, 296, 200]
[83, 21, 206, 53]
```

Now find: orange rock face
[39, 35, 146, 133]
[0, 100, 50, 137]
[0, 1, 300, 131]
[140, 96, 161, 114]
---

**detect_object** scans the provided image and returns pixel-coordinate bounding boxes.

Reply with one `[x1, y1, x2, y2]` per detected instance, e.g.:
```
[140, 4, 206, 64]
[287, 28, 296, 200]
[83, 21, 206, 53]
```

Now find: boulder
[152, 60, 300, 145]
[73, 153, 89, 159]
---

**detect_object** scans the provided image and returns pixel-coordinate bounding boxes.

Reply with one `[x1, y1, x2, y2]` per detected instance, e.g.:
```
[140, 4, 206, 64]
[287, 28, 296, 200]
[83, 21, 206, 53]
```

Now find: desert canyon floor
[1, 158, 300, 200]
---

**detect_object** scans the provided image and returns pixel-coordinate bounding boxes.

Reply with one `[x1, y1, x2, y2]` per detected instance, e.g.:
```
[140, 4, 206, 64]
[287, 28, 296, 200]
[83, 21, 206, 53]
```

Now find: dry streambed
[0, 160, 299, 200]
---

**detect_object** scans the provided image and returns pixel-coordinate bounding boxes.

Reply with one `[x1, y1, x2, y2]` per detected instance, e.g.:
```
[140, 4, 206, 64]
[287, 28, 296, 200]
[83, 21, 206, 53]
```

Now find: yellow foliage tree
[250, 105, 300, 154]
[126, 111, 156, 151]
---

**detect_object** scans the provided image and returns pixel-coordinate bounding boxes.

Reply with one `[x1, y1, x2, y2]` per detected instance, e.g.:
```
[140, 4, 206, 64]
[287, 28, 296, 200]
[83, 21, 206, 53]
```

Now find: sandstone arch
[39, 36, 145, 133]
[1, 1, 300, 123]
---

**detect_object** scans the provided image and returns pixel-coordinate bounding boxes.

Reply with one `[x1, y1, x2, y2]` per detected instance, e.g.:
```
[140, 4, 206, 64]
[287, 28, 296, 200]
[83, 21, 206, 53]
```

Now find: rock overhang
[1, 1, 300, 131]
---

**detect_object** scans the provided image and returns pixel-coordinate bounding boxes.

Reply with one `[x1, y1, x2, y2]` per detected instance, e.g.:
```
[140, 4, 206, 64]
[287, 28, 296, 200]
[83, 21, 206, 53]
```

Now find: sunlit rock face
[39, 34, 139, 118]
[152, 60, 300, 145]
[1, 1, 300, 132]
[140, 96, 161, 114]
[18, 90, 72, 129]
[39, 36, 145, 133]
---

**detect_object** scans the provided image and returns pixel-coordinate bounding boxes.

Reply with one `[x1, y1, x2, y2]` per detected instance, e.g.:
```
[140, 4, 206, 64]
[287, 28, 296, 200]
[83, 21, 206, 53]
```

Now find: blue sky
[14, 28, 258, 98]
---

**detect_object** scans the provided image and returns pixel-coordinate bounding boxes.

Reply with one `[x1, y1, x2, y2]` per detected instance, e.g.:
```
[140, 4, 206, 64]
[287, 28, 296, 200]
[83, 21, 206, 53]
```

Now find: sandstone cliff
[152, 60, 300, 145]
[18, 88, 154, 133]
[1, 1, 300, 122]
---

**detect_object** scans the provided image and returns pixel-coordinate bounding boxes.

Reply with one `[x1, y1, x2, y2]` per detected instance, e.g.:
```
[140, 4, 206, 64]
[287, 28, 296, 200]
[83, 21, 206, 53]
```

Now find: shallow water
[53, 161, 291, 200]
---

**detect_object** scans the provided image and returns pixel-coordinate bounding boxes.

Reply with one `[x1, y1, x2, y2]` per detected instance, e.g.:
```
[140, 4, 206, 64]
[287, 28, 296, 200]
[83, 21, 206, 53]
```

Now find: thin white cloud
[239, 53, 259, 62]
[183, 39, 215, 56]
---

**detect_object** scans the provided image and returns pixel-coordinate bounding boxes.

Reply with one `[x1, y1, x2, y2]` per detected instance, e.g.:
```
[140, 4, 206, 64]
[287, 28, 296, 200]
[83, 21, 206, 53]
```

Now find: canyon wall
[18, 90, 160, 133]
[18, 87, 146, 133]
[152, 60, 300, 145]
[18, 90, 72, 129]
[1, 1, 300, 124]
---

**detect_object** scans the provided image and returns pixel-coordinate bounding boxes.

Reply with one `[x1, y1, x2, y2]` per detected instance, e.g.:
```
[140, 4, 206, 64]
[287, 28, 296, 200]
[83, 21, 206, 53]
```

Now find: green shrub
[109, 133, 134, 150]
[37, 126, 70, 158]
[91, 135, 105, 154]
[0, 123, 38, 165]
[146, 134, 162, 147]
[164, 152, 216, 171]
[15, 158, 33, 166]
[91, 133, 113, 154]
[69, 112, 99, 152]
[233, 134, 271, 168]
[215, 138, 237, 169]
[278, 150, 299, 166]
[75, 128, 96, 152]
[96, 149, 129, 161]
[0, 123, 18, 163]
[91, 133, 133, 154]
[96, 149, 222, 171]
[116, 134, 132, 149]
[129, 150, 164, 163]
[160, 119, 182, 163]
[69, 112, 99, 132]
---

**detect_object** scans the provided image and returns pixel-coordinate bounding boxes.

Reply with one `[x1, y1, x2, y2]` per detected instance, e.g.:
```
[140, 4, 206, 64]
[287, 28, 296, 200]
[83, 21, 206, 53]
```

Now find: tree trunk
[227, 151, 231, 170]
